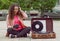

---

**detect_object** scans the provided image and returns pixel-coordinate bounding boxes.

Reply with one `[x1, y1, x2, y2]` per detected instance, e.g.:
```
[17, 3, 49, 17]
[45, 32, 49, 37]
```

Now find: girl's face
[14, 6, 19, 15]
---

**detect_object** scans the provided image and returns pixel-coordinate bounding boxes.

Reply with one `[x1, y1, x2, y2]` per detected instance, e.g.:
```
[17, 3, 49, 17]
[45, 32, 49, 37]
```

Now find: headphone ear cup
[13, 24, 19, 29]
[32, 21, 43, 32]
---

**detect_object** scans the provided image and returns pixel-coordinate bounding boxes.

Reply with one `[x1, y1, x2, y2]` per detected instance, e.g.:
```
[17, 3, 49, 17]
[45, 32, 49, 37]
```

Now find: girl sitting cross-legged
[6, 3, 31, 38]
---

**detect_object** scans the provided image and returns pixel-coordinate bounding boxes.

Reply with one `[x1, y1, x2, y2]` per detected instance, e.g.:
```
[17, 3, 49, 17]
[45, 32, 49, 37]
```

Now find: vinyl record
[32, 21, 43, 32]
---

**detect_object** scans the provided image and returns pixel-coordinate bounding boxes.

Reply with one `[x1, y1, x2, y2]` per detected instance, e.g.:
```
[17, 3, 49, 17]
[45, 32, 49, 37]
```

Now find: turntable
[31, 18, 56, 39]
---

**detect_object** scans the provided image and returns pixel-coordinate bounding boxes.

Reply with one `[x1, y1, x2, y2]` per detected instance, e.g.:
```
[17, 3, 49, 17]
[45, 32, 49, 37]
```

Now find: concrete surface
[0, 20, 60, 41]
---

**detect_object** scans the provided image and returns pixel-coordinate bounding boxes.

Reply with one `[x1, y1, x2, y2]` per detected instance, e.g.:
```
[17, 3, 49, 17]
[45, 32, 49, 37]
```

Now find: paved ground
[0, 20, 60, 41]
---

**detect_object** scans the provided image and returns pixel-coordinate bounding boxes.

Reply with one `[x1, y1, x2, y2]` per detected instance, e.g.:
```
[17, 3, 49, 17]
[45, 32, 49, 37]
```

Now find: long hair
[8, 3, 23, 20]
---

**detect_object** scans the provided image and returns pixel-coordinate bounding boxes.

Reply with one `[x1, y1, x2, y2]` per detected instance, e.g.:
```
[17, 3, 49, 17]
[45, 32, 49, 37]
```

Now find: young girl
[6, 4, 30, 38]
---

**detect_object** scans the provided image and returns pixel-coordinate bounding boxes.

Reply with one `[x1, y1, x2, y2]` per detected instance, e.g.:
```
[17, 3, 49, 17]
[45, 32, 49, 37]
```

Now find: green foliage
[40, 0, 57, 12]
[0, 0, 18, 9]
[0, 0, 57, 11]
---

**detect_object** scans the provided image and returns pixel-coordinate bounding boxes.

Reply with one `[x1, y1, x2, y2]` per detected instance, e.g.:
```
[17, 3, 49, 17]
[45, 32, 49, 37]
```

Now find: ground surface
[0, 20, 60, 41]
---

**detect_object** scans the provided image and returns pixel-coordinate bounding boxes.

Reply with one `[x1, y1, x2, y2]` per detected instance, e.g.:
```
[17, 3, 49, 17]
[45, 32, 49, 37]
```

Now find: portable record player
[31, 18, 56, 39]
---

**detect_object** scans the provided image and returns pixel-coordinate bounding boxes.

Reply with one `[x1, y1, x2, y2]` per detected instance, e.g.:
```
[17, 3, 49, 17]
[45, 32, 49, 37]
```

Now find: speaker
[31, 18, 56, 39]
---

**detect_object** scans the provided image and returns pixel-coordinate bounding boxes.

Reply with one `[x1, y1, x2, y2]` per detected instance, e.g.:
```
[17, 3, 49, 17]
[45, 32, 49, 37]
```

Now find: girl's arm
[6, 15, 13, 28]
[20, 10, 28, 19]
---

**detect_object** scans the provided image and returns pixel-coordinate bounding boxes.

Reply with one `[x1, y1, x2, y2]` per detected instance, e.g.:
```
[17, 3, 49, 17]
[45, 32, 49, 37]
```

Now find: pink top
[13, 15, 24, 30]
[6, 11, 28, 30]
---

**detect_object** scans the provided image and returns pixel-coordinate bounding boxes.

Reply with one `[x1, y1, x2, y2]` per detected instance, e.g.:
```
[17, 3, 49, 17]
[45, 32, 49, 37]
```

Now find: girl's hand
[8, 26, 13, 28]
[20, 7, 21, 11]
[23, 25, 27, 28]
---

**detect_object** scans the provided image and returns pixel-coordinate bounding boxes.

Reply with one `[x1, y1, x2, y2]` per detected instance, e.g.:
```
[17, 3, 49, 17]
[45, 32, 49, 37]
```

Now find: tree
[0, 0, 57, 12]
[0, 0, 18, 9]
[40, 0, 57, 12]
